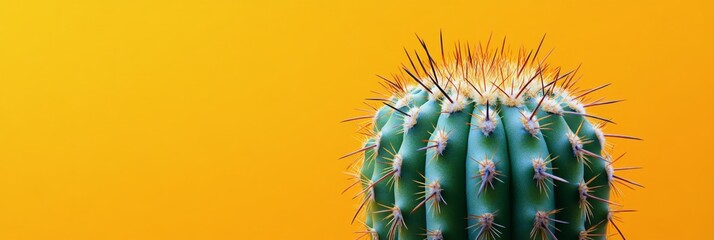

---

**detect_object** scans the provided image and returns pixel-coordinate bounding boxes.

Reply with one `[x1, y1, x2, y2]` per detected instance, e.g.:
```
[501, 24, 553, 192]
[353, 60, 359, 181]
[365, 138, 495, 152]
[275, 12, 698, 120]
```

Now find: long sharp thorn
[562, 63, 583, 89]
[530, 90, 548, 120]
[341, 115, 374, 123]
[614, 166, 642, 171]
[562, 111, 616, 124]
[339, 145, 377, 159]
[562, 63, 582, 89]
[614, 175, 645, 188]
[611, 209, 637, 213]
[376, 74, 398, 89]
[416, 35, 453, 103]
[584, 99, 625, 107]
[604, 134, 643, 141]
[342, 179, 361, 194]
[477, 172, 488, 197]
[580, 149, 609, 162]
[575, 83, 611, 99]
[474, 225, 485, 240]
[417, 144, 438, 151]
[351, 192, 372, 224]
[544, 172, 569, 183]
[434, 83, 453, 103]
[485, 100, 490, 120]
[532, 33, 546, 66]
[402, 66, 432, 94]
[363, 102, 377, 111]
[416, 34, 439, 81]
[439, 30, 445, 66]
[611, 219, 626, 240]
[500, 36, 506, 56]
[484, 32, 493, 55]
[404, 48, 421, 78]
[534, 48, 553, 70]
[466, 80, 483, 97]
[383, 102, 411, 117]
[467, 43, 473, 65]
[545, 224, 558, 240]
[515, 68, 543, 99]
[353, 170, 396, 199]
[490, 81, 508, 96]
[586, 193, 622, 206]
[517, 50, 533, 77]
[414, 49, 435, 84]
[411, 192, 437, 214]
[554, 69, 575, 82]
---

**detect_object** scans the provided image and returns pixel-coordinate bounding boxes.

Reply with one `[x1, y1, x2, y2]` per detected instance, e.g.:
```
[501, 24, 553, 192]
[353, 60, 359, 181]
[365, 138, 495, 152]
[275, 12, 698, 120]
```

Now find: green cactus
[343, 35, 641, 240]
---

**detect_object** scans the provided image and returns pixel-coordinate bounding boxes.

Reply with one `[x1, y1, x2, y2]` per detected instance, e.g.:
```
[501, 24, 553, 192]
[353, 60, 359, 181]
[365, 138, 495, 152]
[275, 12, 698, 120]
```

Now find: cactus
[342, 34, 641, 240]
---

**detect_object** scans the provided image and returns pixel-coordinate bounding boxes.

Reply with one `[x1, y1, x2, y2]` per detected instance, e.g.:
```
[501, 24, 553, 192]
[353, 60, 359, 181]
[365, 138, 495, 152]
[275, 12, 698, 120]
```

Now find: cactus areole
[341, 34, 642, 240]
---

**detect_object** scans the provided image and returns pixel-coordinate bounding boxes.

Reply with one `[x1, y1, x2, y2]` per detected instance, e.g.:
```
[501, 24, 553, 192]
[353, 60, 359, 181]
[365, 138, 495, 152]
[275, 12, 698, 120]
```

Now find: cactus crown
[343, 33, 641, 240]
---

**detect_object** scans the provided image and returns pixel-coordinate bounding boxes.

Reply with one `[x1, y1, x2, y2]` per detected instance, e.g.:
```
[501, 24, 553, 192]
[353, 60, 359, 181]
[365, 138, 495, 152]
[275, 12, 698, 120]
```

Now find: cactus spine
[343, 34, 641, 240]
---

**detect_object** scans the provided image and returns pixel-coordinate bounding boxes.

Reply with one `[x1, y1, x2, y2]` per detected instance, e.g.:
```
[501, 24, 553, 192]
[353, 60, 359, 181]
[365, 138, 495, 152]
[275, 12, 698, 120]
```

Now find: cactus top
[343, 35, 641, 240]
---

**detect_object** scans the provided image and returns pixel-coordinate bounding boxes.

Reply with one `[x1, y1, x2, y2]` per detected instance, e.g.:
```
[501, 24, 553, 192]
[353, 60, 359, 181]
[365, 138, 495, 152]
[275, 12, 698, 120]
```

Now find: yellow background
[0, 0, 712, 239]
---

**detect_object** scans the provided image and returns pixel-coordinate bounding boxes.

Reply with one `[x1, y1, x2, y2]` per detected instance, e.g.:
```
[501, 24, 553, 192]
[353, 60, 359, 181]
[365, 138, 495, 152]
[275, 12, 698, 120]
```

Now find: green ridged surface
[371, 107, 401, 239]
[373, 102, 393, 132]
[563, 109, 608, 240]
[465, 104, 511, 239]
[500, 104, 554, 240]
[425, 100, 474, 239]
[529, 98, 585, 239]
[371, 92, 421, 239]
[360, 138, 376, 228]
[394, 98, 441, 240]
[358, 94, 615, 240]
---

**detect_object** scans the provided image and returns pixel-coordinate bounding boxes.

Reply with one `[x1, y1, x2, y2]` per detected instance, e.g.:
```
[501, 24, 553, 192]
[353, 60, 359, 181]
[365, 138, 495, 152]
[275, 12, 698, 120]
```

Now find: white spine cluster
[476, 107, 499, 136]
[520, 110, 541, 137]
[432, 130, 449, 155]
[402, 107, 421, 134]
[440, 97, 468, 114]
[540, 96, 564, 115]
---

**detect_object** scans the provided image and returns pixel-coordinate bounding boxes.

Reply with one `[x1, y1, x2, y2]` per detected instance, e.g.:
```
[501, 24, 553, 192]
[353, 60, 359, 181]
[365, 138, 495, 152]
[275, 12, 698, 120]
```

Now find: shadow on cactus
[341, 33, 642, 240]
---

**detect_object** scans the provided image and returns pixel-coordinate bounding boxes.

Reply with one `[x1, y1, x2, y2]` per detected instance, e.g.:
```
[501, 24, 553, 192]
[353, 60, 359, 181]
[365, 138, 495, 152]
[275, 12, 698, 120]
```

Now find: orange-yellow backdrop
[0, 0, 712, 239]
